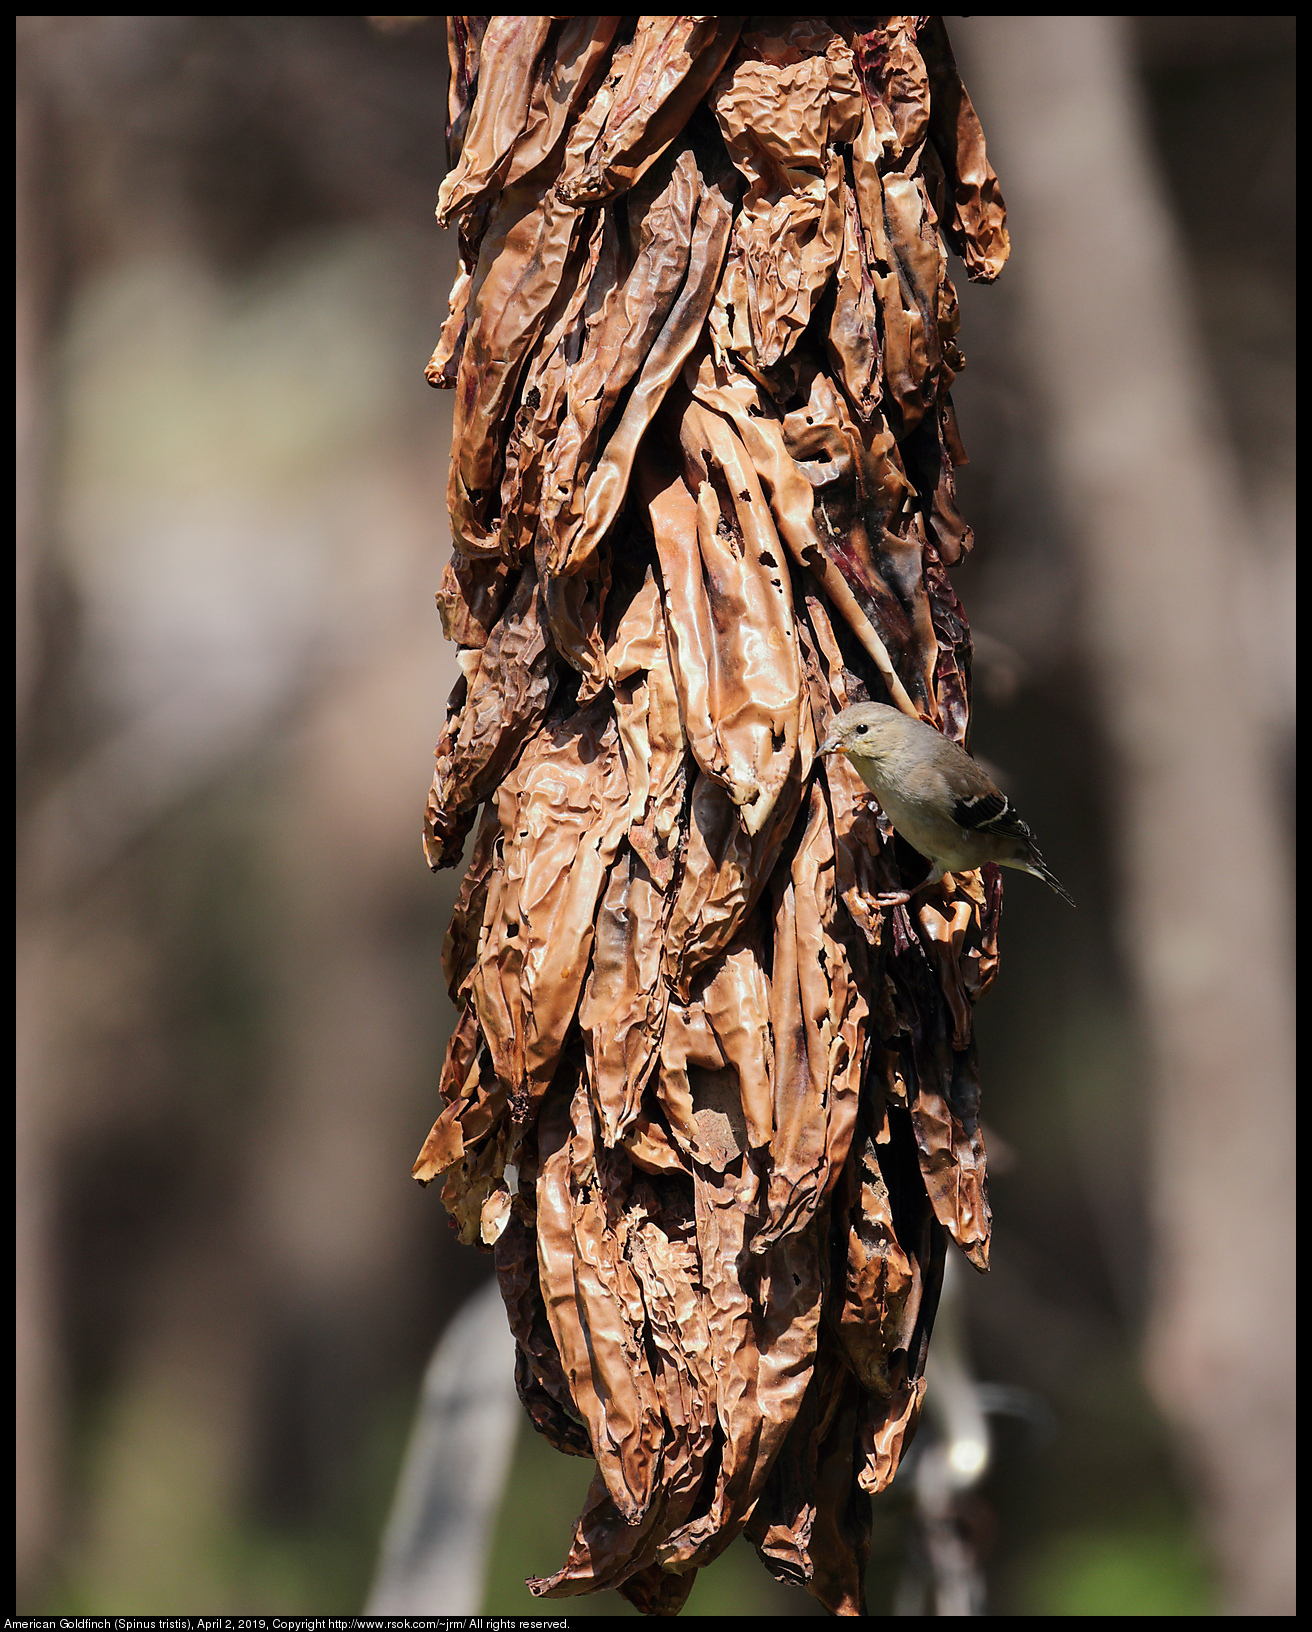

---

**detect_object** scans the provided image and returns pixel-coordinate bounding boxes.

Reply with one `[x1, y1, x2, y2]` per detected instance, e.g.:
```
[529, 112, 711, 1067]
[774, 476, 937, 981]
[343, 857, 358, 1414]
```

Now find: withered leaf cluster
[415, 16, 1008, 1616]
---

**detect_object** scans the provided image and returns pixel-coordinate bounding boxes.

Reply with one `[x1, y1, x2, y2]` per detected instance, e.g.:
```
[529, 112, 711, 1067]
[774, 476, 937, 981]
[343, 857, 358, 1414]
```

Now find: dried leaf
[609, 568, 687, 883]
[557, 16, 743, 206]
[448, 184, 586, 556]
[643, 396, 803, 836]
[826, 172, 883, 420]
[748, 1339, 871, 1614]
[444, 16, 488, 176]
[919, 15, 1010, 282]
[434, 549, 511, 648]
[687, 357, 926, 719]
[851, 18, 931, 168]
[541, 149, 702, 578]
[662, 768, 803, 1003]
[887, 921, 991, 1270]
[441, 802, 500, 1002]
[760, 779, 867, 1249]
[472, 701, 630, 1122]
[436, 16, 555, 230]
[542, 1074, 665, 1522]
[658, 937, 774, 1160]
[579, 844, 670, 1146]
[424, 562, 557, 869]
[710, 25, 863, 372]
[496, 1206, 592, 1457]
[425, 265, 471, 388]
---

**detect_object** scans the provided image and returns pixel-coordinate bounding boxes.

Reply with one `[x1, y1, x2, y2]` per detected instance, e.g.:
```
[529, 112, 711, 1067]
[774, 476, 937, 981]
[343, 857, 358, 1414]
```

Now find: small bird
[819, 702, 1075, 907]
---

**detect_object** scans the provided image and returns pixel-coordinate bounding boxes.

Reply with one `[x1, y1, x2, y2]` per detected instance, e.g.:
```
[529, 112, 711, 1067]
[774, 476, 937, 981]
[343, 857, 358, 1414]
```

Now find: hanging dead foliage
[415, 15, 1008, 1615]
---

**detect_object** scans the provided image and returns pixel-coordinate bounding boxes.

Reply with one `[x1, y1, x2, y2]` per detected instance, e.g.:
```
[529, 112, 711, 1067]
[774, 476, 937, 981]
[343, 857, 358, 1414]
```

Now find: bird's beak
[818, 732, 841, 757]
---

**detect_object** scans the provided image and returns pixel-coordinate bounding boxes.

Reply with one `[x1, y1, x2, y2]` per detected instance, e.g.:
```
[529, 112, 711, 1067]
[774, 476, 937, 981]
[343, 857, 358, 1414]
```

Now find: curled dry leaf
[709, 22, 864, 373]
[416, 15, 1010, 1613]
[556, 16, 743, 208]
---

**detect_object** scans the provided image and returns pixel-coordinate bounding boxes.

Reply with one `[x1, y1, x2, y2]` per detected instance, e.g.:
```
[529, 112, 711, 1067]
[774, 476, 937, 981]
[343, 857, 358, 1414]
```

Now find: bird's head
[818, 702, 911, 762]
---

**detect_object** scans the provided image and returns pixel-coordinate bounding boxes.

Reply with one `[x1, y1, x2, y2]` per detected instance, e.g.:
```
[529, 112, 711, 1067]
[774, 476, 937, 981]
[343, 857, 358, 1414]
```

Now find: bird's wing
[951, 787, 1035, 843]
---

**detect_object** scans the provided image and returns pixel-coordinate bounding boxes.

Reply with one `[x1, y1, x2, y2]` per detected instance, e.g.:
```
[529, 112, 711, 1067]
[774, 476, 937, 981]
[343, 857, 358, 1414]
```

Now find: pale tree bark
[368, 1277, 519, 1614]
[955, 16, 1295, 1615]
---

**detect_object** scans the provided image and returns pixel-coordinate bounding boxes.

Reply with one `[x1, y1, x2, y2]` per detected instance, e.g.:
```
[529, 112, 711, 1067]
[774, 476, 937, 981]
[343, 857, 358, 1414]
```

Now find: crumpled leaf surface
[417, 15, 1010, 1615]
[710, 22, 865, 373]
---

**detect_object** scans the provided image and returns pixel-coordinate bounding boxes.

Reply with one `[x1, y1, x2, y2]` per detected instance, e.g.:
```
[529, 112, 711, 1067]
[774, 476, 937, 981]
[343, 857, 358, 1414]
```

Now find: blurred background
[16, 15, 1294, 1617]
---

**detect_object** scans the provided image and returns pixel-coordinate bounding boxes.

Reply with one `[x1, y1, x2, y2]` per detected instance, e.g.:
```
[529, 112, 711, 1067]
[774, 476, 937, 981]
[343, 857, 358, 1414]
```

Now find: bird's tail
[1024, 850, 1076, 908]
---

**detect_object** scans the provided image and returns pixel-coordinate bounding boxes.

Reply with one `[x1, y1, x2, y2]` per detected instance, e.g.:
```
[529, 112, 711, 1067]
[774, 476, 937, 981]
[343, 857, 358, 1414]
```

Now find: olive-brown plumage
[819, 702, 1074, 906]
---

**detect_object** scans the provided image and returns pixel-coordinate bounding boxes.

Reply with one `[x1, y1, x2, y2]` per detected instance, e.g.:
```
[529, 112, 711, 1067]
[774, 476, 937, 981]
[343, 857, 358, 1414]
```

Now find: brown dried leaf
[915, 893, 977, 1051]
[653, 1153, 760, 1567]
[826, 173, 883, 421]
[833, 1123, 918, 1394]
[578, 845, 670, 1147]
[919, 15, 1010, 282]
[557, 16, 743, 206]
[436, 16, 625, 236]
[748, 1340, 870, 1614]
[488, 201, 613, 578]
[540, 149, 701, 575]
[448, 184, 585, 556]
[504, 16, 623, 190]
[439, 1110, 510, 1249]
[887, 921, 991, 1270]
[851, 18, 931, 168]
[880, 170, 945, 427]
[412, 998, 480, 1184]
[658, 1167, 825, 1572]
[658, 938, 775, 1160]
[425, 265, 470, 388]
[620, 1110, 689, 1177]
[926, 548, 973, 740]
[608, 568, 688, 884]
[777, 364, 940, 717]
[760, 779, 868, 1249]
[533, 1168, 716, 1601]
[424, 562, 557, 869]
[661, 767, 804, 1003]
[710, 25, 863, 372]
[434, 550, 511, 649]
[436, 16, 555, 229]
[495, 1208, 592, 1458]
[472, 701, 629, 1121]
[444, 16, 488, 176]
[687, 358, 925, 719]
[536, 1076, 665, 1525]
[642, 399, 803, 837]
[441, 802, 500, 1003]
[858, 1373, 927, 1496]
[541, 160, 735, 697]
[529, 1465, 672, 1600]
[925, 394, 974, 565]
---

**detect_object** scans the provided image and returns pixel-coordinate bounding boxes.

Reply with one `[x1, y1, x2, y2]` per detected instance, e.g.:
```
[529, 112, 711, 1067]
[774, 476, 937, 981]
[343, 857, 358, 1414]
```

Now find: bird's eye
[856, 724, 868, 735]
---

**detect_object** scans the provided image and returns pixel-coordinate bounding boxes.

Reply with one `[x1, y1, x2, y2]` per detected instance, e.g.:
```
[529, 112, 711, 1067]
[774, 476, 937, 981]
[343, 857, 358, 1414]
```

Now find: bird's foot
[875, 866, 945, 910]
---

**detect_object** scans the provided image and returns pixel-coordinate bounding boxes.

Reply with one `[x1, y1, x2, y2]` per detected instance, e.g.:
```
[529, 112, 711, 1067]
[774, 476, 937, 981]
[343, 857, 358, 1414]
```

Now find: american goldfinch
[819, 702, 1075, 907]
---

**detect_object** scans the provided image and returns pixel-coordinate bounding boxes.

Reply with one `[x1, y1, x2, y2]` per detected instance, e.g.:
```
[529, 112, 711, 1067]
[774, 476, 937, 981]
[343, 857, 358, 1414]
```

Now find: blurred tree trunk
[14, 20, 467, 1603]
[956, 16, 1295, 1614]
[16, 47, 64, 1592]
